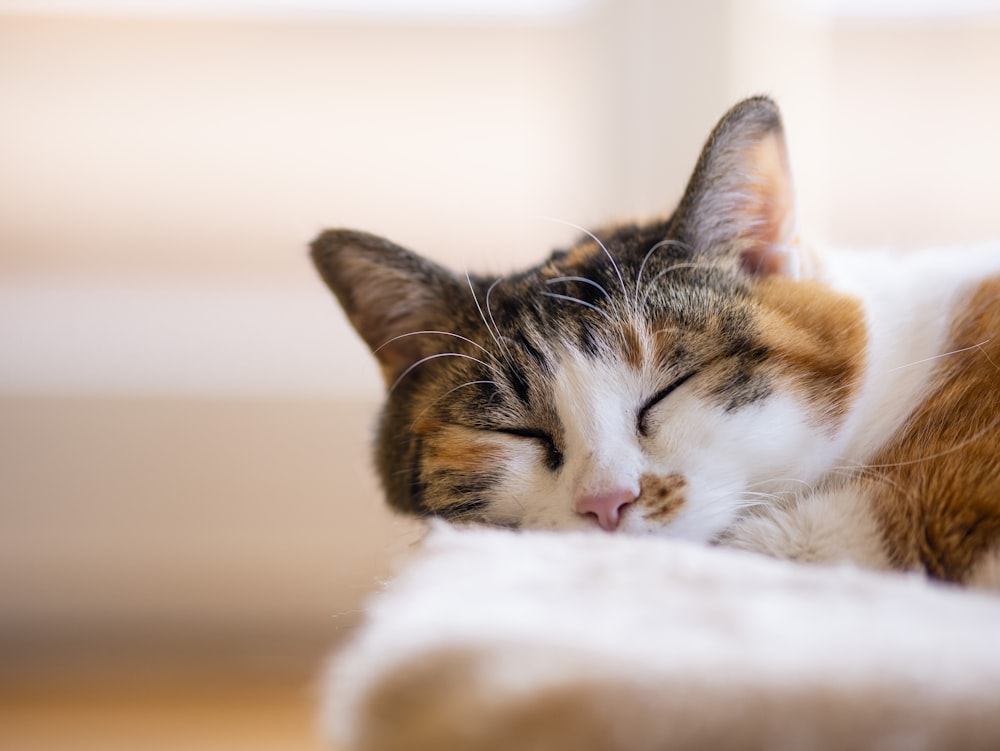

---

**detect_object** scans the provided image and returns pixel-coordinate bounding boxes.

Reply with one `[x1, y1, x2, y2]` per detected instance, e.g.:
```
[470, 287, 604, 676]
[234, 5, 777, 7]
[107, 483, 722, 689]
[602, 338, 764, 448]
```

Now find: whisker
[408, 380, 499, 430]
[825, 407, 1000, 475]
[484, 277, 513, 362]
[541, 291, 617, 325]
[634, 238, 690, 309]
[740, 492, 784, 502]
[376, 330, 496, 362]
[640, 261, 718, 310]
[545, 276, 613, 301]
[466, 269, 506, 356]
[745, 477, 816, 496]
[886, 338, 992, 372]
[975, 340, 1000, 371]
[389, 352, 502, 394]
[536, 216, 627, 297]
[732, 500, 769, 510]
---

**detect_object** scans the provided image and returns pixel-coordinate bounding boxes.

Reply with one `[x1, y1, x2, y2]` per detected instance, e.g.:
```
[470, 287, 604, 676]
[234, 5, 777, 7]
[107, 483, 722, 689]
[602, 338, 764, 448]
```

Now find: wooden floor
[0, 661, 337, 751]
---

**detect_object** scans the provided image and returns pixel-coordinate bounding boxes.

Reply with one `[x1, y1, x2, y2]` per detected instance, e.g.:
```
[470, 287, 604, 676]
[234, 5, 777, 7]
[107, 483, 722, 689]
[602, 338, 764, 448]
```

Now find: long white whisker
[389, 352, 501, 394]
[484, 277, 512, 362]
[640, 261, 716, 309]
[466, 269, 505, 355]
[828, 410, 1000, 475]
[634, 238, 690, 309]
[536, 216, 627, 297]
[733, 500, 769, 510]
[975, 340, 1000, 371]
[540, 291, 616, 324]
[886, 338, 992, 372]
[409, 380, 498, 429]
[545, 276, 612, 301]
[376, 330, 496, 362]
[745, 477, 815, 494]
[740, 492, 784, 501]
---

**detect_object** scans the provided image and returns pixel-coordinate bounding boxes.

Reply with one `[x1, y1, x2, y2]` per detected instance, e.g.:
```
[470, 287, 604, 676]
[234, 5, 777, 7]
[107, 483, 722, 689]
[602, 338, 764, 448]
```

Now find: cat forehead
[482, 265, 754, 361]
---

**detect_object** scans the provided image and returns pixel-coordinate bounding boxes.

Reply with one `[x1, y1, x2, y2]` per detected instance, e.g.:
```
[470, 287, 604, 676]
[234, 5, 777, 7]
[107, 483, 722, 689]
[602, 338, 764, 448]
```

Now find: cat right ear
[673, 96, 801, 279]
[311, 229, 462, 387]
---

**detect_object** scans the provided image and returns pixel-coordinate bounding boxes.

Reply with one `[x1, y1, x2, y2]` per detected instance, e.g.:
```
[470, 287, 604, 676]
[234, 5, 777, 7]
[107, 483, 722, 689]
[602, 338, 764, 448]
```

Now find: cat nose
[575, 487, 638, 532]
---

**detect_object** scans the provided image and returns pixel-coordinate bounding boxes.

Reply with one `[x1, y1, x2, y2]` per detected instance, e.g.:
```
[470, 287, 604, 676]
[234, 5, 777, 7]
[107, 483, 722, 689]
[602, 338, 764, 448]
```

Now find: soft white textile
[325, 525, 1000, 751]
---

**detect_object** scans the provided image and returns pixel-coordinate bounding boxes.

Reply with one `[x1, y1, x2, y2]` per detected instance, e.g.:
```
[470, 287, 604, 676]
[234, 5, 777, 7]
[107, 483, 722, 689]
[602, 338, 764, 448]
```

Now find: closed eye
[496, 427, 563, 471]
[638, 371, 697, 436]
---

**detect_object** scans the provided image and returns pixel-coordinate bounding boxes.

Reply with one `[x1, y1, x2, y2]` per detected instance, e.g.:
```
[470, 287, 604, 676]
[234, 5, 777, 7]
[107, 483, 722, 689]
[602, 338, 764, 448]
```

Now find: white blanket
[324, 525, 1000, 750]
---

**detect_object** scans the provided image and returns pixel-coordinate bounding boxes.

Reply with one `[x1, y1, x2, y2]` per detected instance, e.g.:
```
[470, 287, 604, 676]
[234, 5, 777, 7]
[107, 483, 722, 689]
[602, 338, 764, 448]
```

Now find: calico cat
[312, 96, 1000, 587]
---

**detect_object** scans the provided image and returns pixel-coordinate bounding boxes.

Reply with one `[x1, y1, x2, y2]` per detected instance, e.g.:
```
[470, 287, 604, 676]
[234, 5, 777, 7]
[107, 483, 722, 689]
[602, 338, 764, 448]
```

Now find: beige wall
[3, 1, 1000, 665]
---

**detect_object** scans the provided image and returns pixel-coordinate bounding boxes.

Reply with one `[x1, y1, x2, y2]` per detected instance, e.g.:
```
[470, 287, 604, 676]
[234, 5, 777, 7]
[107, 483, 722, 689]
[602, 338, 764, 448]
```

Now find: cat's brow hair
[408, 380, 500, 433]
[545, 276, 613, 301]
[484, 277, 513, 362]
[376, 330, 498, 362]
[638, 260, 724, 311]
[389, 352, 502, 394]
[633, 238, 692, 310]
[537, 216, 628, 298]
[541, 289, 616, 323]
[465, 268, 506, 358]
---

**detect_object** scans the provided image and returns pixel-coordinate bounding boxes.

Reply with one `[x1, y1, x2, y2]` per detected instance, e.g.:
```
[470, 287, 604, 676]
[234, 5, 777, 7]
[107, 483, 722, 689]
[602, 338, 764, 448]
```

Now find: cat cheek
[478, 447, 557, 523]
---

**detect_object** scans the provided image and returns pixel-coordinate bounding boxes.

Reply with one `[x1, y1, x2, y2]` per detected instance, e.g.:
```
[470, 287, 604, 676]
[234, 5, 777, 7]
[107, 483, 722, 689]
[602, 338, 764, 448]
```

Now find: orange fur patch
[619, 323, 645, 369]
[861, 275, 1000, 582]
[754, 277, 868, 426]
[419, 424, 507, 513]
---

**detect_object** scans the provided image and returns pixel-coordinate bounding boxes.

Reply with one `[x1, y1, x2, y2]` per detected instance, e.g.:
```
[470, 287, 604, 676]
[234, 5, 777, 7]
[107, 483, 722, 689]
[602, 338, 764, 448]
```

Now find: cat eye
[637, 372, 697, 436]
[496, 427, 564, 471]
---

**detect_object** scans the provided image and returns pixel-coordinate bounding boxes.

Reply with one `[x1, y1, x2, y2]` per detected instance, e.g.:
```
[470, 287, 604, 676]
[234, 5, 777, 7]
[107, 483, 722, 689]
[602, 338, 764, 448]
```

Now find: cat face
[314, 97, 867, 540]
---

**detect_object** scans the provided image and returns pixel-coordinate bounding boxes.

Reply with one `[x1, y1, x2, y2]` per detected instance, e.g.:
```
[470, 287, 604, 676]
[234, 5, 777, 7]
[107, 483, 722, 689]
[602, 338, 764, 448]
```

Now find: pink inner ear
[740, 244, 795, 278]
[735, 132, 797, 279]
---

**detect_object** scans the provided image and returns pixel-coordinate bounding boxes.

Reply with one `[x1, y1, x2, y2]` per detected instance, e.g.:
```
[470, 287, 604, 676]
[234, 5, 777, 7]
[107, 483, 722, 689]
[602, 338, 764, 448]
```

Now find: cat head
[312, 96, 866, 540]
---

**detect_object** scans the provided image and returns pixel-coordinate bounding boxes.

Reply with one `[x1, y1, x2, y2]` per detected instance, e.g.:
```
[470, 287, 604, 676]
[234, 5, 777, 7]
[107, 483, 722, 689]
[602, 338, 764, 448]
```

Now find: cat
[312, 96, 1000, 588]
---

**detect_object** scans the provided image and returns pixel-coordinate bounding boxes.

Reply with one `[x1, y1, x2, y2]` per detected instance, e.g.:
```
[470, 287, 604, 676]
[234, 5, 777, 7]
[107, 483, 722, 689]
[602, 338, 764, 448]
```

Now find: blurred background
[2, 0, 1000, 748]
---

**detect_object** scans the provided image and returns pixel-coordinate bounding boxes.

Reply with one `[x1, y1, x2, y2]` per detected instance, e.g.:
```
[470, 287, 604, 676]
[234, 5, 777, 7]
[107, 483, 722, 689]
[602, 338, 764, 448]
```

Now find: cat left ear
[311, 229, 465, 387]
[673, 96, 800, 278]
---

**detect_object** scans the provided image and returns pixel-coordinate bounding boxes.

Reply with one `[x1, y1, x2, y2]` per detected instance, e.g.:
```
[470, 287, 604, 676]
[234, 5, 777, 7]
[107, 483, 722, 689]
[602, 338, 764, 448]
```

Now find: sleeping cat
[312, 96, 1000, 588]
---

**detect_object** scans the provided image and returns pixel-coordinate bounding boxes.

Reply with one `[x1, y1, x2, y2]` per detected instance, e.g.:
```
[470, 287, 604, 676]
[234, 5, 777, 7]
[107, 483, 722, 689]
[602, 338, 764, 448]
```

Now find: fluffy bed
[323, 525, 1000, 751]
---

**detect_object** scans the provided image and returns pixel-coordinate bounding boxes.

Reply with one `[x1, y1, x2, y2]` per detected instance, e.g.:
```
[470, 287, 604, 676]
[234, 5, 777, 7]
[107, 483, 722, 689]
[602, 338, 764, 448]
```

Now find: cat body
[727, 243, 1000, 585]
[313, 97, 1000, 587]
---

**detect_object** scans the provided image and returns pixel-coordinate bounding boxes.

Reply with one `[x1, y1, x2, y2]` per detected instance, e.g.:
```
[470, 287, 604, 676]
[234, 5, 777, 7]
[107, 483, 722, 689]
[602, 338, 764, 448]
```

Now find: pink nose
[575, 488, 637, 532]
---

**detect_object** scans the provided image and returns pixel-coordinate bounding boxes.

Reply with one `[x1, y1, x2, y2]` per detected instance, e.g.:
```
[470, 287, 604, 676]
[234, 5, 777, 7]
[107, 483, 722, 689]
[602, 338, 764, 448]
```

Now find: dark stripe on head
[507, 362, 532, 406]
[717, 368, 773, 413]
[578, 321, 602, 358]
[514, 330, 549, 373]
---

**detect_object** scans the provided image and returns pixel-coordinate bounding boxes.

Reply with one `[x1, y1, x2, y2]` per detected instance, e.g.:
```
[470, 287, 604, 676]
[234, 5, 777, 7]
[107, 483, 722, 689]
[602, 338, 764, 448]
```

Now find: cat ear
[674, 96, 799, 278]
[311, 229, 464, 386]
